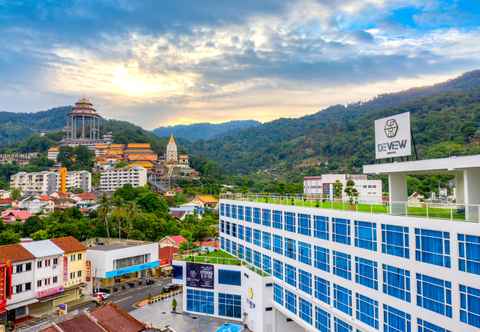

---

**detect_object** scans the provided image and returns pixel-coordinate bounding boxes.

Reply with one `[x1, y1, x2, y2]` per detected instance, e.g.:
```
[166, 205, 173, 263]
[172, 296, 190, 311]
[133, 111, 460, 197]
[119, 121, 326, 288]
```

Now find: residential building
[51, 237, 87, 304]
[0, 244, 36, 321]
[17, 196, 54, 214]
[1, 210, 32, 224]
[0, 153, 39, 166]
[99, 166, 147, 192]
[47, 147, 59, 162]
[66, 170, 92, 193]
[159, 235, 187, 249]
[10, 171, 58, 196]
[192, 195, 219, 209]
[304, 174, 382, 203]
[198, 154, 480, 332]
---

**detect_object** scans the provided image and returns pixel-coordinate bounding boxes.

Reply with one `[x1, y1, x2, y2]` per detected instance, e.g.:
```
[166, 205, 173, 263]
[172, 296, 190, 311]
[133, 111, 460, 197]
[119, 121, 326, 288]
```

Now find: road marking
[116, 295, 133, 303]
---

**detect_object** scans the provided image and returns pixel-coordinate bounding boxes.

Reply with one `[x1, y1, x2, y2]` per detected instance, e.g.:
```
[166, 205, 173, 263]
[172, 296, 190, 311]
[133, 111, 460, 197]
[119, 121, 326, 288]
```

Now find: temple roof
[70, 98, 100, 116]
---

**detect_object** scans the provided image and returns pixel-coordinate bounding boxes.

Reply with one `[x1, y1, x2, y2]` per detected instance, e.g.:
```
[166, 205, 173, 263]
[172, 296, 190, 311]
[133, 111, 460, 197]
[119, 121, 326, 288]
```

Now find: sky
[0, 0, 480, 129]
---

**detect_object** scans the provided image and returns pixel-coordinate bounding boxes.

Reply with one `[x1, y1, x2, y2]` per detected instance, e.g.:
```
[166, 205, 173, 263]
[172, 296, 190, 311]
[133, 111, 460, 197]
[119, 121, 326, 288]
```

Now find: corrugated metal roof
[21, 240, 63, 258]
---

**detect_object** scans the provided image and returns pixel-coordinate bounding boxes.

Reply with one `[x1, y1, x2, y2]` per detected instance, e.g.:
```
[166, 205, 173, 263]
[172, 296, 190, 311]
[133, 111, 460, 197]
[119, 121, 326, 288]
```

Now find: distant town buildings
[95, 143, 158, 170]
[0, 153, 39, 165]
[99, 166, 147, 192]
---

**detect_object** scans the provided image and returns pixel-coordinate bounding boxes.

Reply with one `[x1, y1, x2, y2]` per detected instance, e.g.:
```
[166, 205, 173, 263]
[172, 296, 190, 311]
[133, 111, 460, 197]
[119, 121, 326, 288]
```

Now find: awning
[7, 298, 38, 310]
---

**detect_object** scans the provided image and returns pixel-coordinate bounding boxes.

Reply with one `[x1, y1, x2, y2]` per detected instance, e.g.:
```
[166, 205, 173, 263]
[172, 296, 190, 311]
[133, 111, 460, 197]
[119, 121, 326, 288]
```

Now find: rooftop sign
[375, 112, 412, 159]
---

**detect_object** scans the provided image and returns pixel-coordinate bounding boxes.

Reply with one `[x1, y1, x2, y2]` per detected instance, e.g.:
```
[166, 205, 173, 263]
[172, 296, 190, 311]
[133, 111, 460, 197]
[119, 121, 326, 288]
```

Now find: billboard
[186, 262, 214, 289]
[375, 112, 412, 159]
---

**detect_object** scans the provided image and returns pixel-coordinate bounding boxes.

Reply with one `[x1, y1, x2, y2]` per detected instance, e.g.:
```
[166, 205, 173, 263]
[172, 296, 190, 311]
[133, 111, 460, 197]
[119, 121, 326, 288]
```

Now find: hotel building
[176, 155, 480, 332]
[99, 166, 147, 192]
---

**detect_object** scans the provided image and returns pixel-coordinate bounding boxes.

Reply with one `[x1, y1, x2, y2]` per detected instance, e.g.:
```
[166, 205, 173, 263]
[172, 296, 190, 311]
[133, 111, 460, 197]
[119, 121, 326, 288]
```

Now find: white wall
[8, 260, 35, 309]
[33, 255, 64, 298]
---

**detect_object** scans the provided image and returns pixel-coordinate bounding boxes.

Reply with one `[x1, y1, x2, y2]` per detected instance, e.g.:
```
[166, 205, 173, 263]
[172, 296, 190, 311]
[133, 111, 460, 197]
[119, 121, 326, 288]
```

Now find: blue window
[253, 208, 261, 224]
[285, 264, 296, 287]
[298, 269, 312, 295]
[262, 255, 272, 274]
[273, 235, 283, 255]
[355, 257, 378, 290]
[333, 284, 352, 316]
[232, 223, 237, 238]
[285, 289, 297, 314]
[285, 212, 296, 232]
[334, 317, 352, 332]
[355, 221, 377, 251]
[237, 206, 244, 220]
[220, 203, 225, 216]
[382, 224, 409, 258]
[332, 218, 351, 245]
[245, 247, 252, 263]
[273, 259, 283, 280]
[238, 224, 244, 240]
[220, 237, 225, 250]
[299, 297, 313, 325]
[226, 239, 231, 252]
[245, 226, 252, 243]
[254, 229, 261, 247]
[415, 228, 450, 268]
[245, 207, 252, 222]
[315, 306, 331, 332]
[186, 289, 214, 315]
[273, 210, 283, 229]
[238, 244, 244, 259]
[356, 294, 379, 329]
[417, 319, 451, 332]
[314, 276, 330, 304]
[460, 284, 480, 328]
[218, 293, 241, 318]
[382, 264, 411, 302]
[172, 265, 183, 279]
[314, 246, 330, 272]
[458, 234, 480, 275]
[285, 238, 296, 260]
[383, 305, 411, 332]
[231, 242, 237, 255]
[314, 215, 329, 240]
[231, 205, 237, 219]
[225, 204, 231, 217]
[298, 213, 311, 236]
[220, 220, 225, 233]
[262, 231, 271, 250]
[274, 284, 284, 305]
[226, 222, 230, 235]
[416, 273, 452, 317]
[298, 241, 312, 265]
[254, 250, 261, 268]
[262, 209, 271, 226]
[333, 251, 351, 280]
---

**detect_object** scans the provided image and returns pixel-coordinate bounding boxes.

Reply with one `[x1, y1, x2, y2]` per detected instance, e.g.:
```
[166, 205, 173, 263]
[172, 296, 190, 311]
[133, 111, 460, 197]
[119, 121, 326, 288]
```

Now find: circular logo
[384, 119, 399, 138]
[247, 288, 254, 300]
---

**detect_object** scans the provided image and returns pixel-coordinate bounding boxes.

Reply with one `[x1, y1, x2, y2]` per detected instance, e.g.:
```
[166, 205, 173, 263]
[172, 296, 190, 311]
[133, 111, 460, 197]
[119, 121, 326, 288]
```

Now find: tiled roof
[21, 240, 63, 258]
[56, 314, 104, 332]
[91, 303, 145, 332]
[1, 209, 32, 220]
[51, 236, 86, 254]
[168, 235, 187, 246]
[170, 210, 186, 219]
[75, 192, 97, 201]
[0, 198, 12, 205]
[0, 243, 34, 262]
[196, 195, 218, 204]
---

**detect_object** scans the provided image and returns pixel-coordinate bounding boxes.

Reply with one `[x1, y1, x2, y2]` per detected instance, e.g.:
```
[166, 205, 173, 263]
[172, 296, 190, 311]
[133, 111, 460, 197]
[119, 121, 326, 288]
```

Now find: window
[238, 206, 244, 220]
[16, 264, 23, 274]
[226, 239, 231, 252]
[186, 289, 214, 315]
[262, 255, 272, 274]
[45, 259, 51, 267]
[226, 222, 231, 235]
[285, 264, 296, 287]
[356, 294, 379, 329]
[238, 225, 244, 240]
[262, 232, 271, 250]
[172, 265, 183, 279]
[245, 227, 252, 243]
[333, 284, 352, 316]
[254, 250, 262, 268]
[70, 254, 76, 262]
[25, 262, 31, 271]
[220, 203, 225, 216]
[355, 221, 377, 251]
[458, 234, 480, 275]
[332, 218, 351, 245]
[298, 241, 311, 265]
[382, 224, 409, 258]
[245, 207, 252, 222]
[274, 284, 284, 305]
[238, 245, 244, 259]
[298, 214, 311, 236]
[314, 215, 329, 240]
[333, 251, 351, 280]
[254, 229, 261, 247]
[285, 212, 296, 232]
[284, 238, 296, 260]
[415, 229, 450, 268]
[25, 282, 31, 291]
[299, 298, 313, 325]
[315, 306, 331, 332]
[314, 276, 330, 304]
[253, 208, 261, 224]
[273, 235, 283, 255]
[383, 305, 411, 332]
[417, 319, 451, 332]
[355, 257, 378, 290]
[285, 290, 297, 314]
[15, 285, 22, 294]
[220, 220, 225, 233]
[231, 205, 237, 219]
[53, 276, 58, 283]
[77, 271, 82, 277]
[460, 284, 480, 328]
[70, 272, 75, 279]
[226, 204, 231, 217]
[37, 261, 42, 268]
[245, 248, 252, 263]
[334, 317, 352, 332]
[220, 237, 225, 250]
[37, 280, 41, 287]
[232, 239, 238, 254]
[273, 210, 283, 229]
[314, 246, 330, 272]
[262, 209, 271, 226]
[382, 264, 411, 302]
[298, 269, 312, 295]
[218, 269, 241, 286]
[273, 259, 283, 280]
[218, 293, 241, 318]
[416, 273, 452, 317]
[232, 224, 237, 238]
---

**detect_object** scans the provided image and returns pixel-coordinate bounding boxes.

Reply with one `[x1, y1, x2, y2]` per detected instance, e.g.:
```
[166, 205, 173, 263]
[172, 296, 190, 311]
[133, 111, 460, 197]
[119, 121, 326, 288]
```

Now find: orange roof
[48, 147, 60, 152]
[51, 236, 86, 254]
[110, 144, 125, 149]
[91, 303, 145, 332]
[127, 143, 151, 149]
[75, 192, 97, 201]
[0, 243, 35, 262]
[196, 195, 218, 204]
[56, 314, 104, 332]
[39, 195, 51, 202]
[126, 153, 157, 161]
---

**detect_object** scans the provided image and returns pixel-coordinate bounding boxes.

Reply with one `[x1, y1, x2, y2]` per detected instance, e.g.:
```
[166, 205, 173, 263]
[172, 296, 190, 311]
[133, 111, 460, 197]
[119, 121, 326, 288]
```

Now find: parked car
[94, 292, 110, 302]
[145, 278, 155, 285]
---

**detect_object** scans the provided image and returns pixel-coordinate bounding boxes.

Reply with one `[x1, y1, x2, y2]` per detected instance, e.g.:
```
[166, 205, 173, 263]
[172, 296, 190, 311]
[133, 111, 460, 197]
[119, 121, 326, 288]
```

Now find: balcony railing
[220, 193, 480, 223]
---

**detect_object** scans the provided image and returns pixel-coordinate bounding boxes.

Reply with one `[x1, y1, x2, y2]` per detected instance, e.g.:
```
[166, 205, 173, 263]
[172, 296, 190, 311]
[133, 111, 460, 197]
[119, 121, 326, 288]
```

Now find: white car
[94, 292, 111, 301]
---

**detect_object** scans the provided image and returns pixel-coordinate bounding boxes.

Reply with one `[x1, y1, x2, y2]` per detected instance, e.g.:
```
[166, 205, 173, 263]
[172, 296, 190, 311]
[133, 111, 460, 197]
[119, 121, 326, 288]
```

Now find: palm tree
[98, 194, 112, 238]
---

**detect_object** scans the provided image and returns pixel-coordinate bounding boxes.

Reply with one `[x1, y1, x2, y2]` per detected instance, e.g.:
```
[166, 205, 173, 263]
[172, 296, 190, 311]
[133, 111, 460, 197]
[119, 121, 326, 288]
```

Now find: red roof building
[159, 246, 178, 267]
[1, 209, 32, 224]
[159, 235, 187, 248]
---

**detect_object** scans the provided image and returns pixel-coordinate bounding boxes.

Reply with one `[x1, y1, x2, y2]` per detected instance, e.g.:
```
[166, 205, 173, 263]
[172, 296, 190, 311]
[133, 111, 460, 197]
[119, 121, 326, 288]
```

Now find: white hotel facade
[175, 155, 480, 332]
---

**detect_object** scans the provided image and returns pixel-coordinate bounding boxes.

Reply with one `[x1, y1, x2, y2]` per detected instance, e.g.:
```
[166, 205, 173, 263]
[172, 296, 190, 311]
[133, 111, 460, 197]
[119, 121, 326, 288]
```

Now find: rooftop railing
[220, 193, 480, 223]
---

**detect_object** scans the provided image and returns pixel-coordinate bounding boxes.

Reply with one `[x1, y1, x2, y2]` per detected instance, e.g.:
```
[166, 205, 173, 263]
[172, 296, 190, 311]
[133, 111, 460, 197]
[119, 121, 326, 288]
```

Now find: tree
[0, 230, 20, 245]
[171, 298, 177, 312]
[344, 179, 359, 204]
[23, 216, 43, 236]
[333, 180, 343, 200]
[31, 229, 49, 241]
[11, 188, 21, 201]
